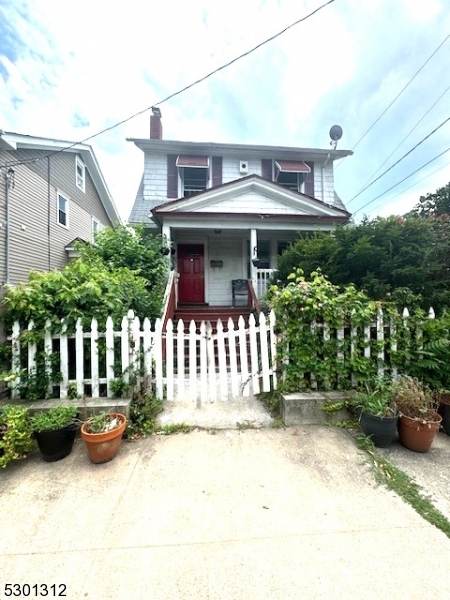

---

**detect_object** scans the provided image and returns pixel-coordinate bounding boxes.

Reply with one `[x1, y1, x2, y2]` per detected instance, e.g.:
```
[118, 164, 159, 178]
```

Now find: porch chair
[232, 279, 249, 307]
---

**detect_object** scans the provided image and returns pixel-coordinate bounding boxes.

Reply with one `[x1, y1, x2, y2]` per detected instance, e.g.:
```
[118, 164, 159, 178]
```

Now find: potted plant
[80, 412, 127, 464]
[30, 405, 79, 462]
[391, 375, 442, 453]
[0, 404, 34, 468]
[354, 377, 398, 447]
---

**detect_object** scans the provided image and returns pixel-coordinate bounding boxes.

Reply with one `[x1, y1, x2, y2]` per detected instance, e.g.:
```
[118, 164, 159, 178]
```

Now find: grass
[155, 423, 193, 435]
[356, 434, 450, 539]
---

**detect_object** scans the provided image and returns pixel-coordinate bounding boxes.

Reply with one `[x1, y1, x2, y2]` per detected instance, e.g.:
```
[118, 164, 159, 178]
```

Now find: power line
[336, 31, 450, 170]
[353, 145, 450, 215]
[350, 81, 450, 198]
[359, 160, 450, 216]
[0, 0, 336, 170]
[347, 116, 450, 204]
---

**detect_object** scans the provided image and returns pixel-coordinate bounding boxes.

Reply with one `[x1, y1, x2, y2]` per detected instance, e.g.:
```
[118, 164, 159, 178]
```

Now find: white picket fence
[9, 310, 278, 402]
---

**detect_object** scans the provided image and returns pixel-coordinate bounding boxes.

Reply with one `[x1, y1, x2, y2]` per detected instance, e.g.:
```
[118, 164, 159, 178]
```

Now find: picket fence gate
[9, 310, 278, 402]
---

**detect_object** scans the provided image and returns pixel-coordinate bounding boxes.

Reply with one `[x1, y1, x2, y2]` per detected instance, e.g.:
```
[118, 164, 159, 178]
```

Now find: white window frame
[57, 190, 69, 228]
[75, 156, 86, 192]
[92, 217, 100, 242]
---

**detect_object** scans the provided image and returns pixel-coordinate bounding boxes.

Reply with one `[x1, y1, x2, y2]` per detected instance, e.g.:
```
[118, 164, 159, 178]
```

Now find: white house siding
[207, 236, 244, 305]
[143, 153, 168, 210]
[197, 191, 310, 215]
[222, 158, 262, 184]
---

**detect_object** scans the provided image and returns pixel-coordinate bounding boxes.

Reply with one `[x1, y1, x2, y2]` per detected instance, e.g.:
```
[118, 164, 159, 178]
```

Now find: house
[127, 109, 352, 314]
[0, 131, 120, 287]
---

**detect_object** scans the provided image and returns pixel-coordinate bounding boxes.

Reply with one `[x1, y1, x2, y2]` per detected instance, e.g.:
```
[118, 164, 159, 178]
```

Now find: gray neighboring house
[127, 110, 352, 306]
[0, 131, 121, 288]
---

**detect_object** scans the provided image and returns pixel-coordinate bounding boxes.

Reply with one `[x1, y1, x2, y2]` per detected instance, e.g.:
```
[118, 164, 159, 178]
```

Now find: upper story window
[92, 218, 100, 242]
[274, 160, 310, 193]
[176, 155, 209, 197]
[76, 156, 86, 192]
[57, 191, 69, 228]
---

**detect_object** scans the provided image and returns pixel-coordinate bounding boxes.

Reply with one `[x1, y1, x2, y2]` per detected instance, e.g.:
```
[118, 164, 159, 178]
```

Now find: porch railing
[256, 269, 275, 298]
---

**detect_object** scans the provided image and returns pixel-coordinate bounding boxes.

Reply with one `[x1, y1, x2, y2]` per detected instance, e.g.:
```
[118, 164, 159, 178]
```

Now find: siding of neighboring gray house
[0, 149, 111, 286]
[12, 149, 113, 226]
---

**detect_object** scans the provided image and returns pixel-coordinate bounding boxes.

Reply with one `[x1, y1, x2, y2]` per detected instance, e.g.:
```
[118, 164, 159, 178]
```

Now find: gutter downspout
[322, 153, 331, 203]
[4, 168, 15, 284]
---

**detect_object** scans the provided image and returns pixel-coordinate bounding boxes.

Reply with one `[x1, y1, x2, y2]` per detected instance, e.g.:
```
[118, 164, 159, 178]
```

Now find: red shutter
[212, 156, 222, 187]
[261, 159, 273, 180]
[304, 162, 315, 197]
[167, 155, 178, 198]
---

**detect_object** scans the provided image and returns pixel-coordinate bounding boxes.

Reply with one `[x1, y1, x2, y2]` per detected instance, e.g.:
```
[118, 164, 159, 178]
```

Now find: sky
[0, 0, 449, 223]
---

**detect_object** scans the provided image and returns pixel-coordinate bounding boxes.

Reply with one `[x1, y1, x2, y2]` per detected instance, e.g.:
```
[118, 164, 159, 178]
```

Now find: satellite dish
[329, 125, 343, 142]
[329, 125, 343, 149]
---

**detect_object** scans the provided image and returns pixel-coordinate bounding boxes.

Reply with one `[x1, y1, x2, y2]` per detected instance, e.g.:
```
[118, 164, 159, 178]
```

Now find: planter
[398, 412, 442, 453]
[360, 412, 398, 447]
[81, 413, 127, 464]
[435, 393, 450, 435]
[34, 421, 79, 462]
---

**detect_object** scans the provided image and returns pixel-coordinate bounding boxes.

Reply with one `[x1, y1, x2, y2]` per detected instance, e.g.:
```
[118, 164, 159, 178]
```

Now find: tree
[412, 181, 450, 217]
[275, 215, 450, 311]
[1, 225, 169, 331]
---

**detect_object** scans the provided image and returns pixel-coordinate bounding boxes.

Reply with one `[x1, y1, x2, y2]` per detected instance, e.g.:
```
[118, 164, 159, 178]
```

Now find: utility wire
[335, 31, 450, 170]
[0, 0, 336, 170]
[350, 81, 450, 199]
[347, 116, 450, 204]
[353, 146, 450, 215]
[359, 160, 450, 216]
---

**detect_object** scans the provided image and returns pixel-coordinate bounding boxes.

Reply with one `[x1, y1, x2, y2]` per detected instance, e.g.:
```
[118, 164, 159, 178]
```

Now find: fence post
[75, 318, 84, 397]
[60, 319, 68, 398]
[249, 313, 260, 395]
[105, 316, 114, 398]
[227, 317, 239, 398]
[11, 321, 21, 399]
[91, 317, 99, 397]
[177, 318, 185, 401]
[44, 319, 52, 397]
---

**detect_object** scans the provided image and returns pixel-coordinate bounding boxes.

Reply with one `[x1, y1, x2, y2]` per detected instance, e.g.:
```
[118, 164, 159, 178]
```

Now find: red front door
[178, 244, 205, 303]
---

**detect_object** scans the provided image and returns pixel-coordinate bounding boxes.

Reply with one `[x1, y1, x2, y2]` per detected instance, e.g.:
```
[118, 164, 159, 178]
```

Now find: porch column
[250, 228, 258, 293]
[162, 224, 171, 247]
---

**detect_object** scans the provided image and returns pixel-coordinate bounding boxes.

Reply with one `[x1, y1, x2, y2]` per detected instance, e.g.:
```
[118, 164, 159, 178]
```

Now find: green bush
[0, 405, 34, 468]
[30, 406, 78, 433]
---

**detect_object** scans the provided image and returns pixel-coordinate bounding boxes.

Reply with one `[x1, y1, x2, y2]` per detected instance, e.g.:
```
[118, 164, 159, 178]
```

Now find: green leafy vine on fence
[267, 268, 450, 392]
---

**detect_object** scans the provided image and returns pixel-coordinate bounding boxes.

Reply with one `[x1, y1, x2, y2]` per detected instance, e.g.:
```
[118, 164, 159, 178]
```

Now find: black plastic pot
[360, 412, 398, 448]
[34, 421, 78, 462]
[441, 403, 450, 436]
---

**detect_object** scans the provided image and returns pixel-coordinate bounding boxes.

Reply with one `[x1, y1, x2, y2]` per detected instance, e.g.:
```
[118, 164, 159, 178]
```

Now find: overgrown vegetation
[1, 224, 168, 333]
[0, 405, 34, 468]
[267, 268, 450, 393]
[275, 213, 450, 312]
[356, 434, 450, 539]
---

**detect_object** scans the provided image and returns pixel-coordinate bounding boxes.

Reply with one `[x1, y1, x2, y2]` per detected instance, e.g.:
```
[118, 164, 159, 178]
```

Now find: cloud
[0, 0, 450, 223]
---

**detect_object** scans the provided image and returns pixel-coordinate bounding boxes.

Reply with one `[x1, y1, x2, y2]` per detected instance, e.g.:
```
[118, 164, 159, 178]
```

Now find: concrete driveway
[2, 425, 450, 600]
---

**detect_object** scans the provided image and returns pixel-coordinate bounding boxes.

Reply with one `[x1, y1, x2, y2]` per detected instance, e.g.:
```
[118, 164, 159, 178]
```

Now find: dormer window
[176, 155, 209, 197]
[76, 156, 86, 192]
[274, 160, 311, 193]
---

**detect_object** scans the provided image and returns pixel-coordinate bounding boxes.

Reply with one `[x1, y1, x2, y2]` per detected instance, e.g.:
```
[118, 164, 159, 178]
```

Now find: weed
[156, 423, 193, 435]
[355, 434, 450, 539]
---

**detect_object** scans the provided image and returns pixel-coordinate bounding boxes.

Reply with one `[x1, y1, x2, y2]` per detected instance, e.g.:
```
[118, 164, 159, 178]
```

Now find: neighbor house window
[57, 191, 69, 228]
[76, 156, 86, 192]
[92, 218, 100, 242]
[176, 155, 209, 197]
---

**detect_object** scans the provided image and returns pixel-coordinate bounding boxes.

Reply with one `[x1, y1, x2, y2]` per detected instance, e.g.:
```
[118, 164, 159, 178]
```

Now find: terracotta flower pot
[398, 412, 442, 453]
[81, 413, 127, 464]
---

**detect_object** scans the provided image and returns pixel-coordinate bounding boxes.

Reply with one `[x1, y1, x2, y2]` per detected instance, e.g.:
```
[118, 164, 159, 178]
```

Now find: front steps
[174, 305, 251, 331]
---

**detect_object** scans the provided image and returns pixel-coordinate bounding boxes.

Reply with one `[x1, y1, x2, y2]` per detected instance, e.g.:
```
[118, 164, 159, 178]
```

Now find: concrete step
[10, 397, 132, 419]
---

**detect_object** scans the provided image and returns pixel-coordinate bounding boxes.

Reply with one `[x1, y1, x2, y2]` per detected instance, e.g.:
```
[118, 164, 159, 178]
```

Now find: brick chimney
[150, 107, 162, 139]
